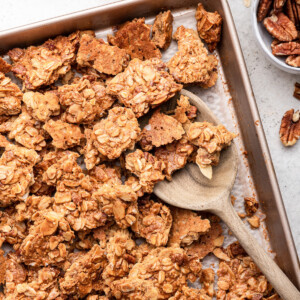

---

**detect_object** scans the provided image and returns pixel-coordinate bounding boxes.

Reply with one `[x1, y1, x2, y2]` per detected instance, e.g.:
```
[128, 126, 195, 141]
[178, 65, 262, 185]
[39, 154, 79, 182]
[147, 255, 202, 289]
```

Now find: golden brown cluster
[0, 6, 279, 300]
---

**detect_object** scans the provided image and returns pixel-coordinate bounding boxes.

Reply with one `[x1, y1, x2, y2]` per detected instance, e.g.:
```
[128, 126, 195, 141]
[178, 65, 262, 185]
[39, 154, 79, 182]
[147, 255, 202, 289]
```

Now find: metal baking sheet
[0, 0, 299, 289]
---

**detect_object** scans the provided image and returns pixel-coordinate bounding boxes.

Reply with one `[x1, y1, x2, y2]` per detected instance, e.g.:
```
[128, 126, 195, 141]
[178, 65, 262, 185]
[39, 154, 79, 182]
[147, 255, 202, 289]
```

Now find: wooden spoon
[154, 89, 300, 300]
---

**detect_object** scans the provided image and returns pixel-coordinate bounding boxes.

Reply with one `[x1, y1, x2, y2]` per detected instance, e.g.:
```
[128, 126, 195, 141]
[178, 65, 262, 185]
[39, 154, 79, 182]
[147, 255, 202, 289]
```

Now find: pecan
[272, 41, 300, 55]
[257, 0, 273, 22]
[279, 109, 300, 146]
[286, 0, 300, 27]
[263, 13, 297, 41]
[294, 82, 300, 99]
[286, 54, 300, 66]
[273, 0, 287, 13]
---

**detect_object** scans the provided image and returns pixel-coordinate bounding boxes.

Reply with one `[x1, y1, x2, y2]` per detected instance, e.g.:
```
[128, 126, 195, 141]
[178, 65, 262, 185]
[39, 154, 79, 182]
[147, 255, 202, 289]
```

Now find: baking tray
[0, 0, 299, 289]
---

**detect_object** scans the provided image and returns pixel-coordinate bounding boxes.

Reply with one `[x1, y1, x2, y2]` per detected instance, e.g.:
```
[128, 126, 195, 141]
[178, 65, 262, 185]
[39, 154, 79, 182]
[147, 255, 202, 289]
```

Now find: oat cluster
[0, 5, 279, 300]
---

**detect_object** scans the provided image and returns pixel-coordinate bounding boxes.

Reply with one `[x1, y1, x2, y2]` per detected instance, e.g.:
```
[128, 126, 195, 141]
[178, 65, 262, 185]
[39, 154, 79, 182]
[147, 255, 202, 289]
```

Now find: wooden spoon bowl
[154, 89, 300, 300]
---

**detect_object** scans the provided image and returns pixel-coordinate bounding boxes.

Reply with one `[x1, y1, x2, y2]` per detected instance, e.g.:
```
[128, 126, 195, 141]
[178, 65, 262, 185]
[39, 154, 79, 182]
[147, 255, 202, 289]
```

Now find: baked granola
[155, 138, 195, 180]
[92, 107, 140, 159]
[8, 108, 47, 150]
[187, 121, 236, 179]
[93, 183, 138, 229]
[4, 254, 63, 300]
[106, 58, 182, 117]
[169, 207, 211, 247]
[108, 18, 162, 60]
[22, 90, 60, 122]
[60, 245, 107, 298]
[8, 32, 79, 89]
[0, 57, 12, 74]
[195, 3, 222, 52]
[126, 149, 166, 193]
[0, 72, 22, 116]
[152, 11, 174, 50]
[0, 143, 39, 207]
[111, 247, 202, 299]
[217, 242, 280, 299]
[18, 210, 75, 266]
[131, 197, 172, 246]
[168, 26, 218, 87]
[58, 76, 114, 124]
[139, 109, 185, 151]
[77, 33, 130, 75]
[43, 119, 84, 149]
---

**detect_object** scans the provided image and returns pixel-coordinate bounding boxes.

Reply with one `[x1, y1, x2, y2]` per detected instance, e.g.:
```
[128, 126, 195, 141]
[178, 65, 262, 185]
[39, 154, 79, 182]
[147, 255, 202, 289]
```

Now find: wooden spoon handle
[214, 203, 300, 300]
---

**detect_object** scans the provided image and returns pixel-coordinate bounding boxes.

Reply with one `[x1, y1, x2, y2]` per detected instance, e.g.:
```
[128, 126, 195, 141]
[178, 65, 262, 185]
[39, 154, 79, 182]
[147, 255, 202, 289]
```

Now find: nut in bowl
[253, 0, 300, 74]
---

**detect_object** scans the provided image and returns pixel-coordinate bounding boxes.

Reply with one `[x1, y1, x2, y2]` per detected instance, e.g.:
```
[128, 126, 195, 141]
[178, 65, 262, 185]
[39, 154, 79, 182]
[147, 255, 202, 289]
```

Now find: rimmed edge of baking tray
[0, 0, 299, 288]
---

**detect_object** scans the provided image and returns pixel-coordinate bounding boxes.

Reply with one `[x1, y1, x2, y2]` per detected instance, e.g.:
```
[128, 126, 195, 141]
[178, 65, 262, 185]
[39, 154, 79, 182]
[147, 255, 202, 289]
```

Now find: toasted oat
[195, 3, 222, 52]
[22, 90, 60, 122]
[169, 285, 213, 300]
[131, 197, 172, 246]
[94, 183, 138, 229]
[0, 57, 12, 73]
[0, 209, 27, 250]
[247, 215, 261, 229]
[126, 149, 166, 193]
[43, 119, 84, 149]
[0, 72, 22, 116]
[106, 58, 182, 117]
[112, 247, 202, 299]
[30, 149, 65, 195]
[168, 26, 218, 87]
[77, 34, 130, 75]
[8, 109, 46, 150]
[19, 211, 75, 266]
[173, 95, 198, 126]
[89, 164, 122, 185]
[187, 121, 236, 178]
[186, 221, 223, 259]
[140, 109, 185, 151]
[155, 138, 195, 180]
[217, 242, 280, 299]
[4, 254, 63, 300]
[58, 76, 114, 124]
[92, 107, 140, 159]
[8, 32, 79, 89]
[0, 115, 17, 133]
[108, 18, 161, 60]
[169, 208, 210, 247]
[60, 245, 107, 298]
[0, 143, 39, 207]
[152, 11, 174, 50]
[102, 229, 137, 289]
[82, 127, 107, 170]
[244, 196, 259, 216]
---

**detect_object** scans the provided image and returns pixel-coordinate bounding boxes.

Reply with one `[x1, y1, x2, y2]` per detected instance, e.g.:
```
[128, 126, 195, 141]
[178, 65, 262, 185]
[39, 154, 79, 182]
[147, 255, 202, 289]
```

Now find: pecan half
[294, 82, 300, 99]
[279, 109, 300, 146]
[286, 0, 300, 28]
[264, 13, 298, 41]
[272, 41, 300, 55]
[257, 0, 273, 22]
[286, 54, 300, 66]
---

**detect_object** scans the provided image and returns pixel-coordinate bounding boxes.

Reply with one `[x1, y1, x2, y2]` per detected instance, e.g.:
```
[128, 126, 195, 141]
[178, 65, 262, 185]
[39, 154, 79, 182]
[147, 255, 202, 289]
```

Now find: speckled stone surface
[0, 0, 298, 257]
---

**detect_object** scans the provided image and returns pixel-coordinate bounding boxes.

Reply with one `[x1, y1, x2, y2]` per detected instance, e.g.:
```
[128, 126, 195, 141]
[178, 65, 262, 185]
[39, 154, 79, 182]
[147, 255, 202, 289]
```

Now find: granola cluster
[0, 6, 277, 300]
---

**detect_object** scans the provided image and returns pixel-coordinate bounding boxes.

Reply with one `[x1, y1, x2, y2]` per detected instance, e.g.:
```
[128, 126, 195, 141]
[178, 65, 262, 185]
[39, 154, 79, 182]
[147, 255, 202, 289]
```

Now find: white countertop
[0, 0, 299, 257]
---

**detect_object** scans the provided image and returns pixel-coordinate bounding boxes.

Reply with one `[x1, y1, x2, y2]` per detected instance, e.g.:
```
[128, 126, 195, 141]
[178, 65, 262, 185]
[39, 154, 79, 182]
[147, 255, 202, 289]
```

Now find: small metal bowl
[252, 0, 300, 74]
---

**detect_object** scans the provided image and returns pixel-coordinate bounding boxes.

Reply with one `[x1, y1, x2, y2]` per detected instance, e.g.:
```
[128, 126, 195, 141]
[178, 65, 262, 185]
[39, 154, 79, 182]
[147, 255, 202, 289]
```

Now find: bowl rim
[252, 0, 300, 73]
